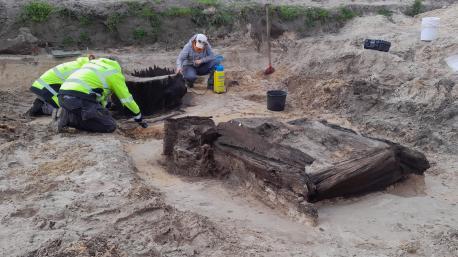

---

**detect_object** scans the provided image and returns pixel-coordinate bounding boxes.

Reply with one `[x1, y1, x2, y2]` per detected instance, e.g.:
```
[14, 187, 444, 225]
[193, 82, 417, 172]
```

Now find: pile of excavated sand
[234, 4, 458, 154]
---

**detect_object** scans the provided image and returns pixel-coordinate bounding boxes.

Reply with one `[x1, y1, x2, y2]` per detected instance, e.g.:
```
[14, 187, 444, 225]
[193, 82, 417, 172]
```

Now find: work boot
[207, 82, 214, 90]
[26, 99, 44, 117]
[186, 80, 194, 88]
[207, 72, 214, 90]
[56, 108, 69, 133]
[51, 108, 58, 121]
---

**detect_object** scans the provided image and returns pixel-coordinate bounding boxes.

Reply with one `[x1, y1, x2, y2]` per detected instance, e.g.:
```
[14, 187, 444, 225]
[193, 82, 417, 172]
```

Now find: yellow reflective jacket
[59, 58, 141, 115]
[31, 57, 90, 106]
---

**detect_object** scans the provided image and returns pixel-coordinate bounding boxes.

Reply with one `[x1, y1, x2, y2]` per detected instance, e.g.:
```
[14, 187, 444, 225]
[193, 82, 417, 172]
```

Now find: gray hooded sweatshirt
[176, 34, 215, 70]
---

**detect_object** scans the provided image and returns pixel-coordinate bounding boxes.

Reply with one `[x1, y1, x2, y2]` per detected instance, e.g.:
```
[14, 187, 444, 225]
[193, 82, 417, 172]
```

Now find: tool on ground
[51, 50, 82, 58]
[364, 39, 391, 52]
[213, 55, 226, 93]
[264, 4, 275, 75]
[138, 120, 149, 128]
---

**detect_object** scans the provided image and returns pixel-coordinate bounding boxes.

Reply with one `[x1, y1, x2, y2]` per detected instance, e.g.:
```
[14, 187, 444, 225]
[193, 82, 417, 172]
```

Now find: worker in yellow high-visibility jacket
[56, 57, 143, 133]
[28, 55, 95, 116]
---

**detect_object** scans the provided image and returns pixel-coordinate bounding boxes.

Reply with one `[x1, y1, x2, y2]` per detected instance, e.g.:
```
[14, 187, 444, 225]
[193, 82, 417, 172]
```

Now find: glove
[134, 113, 142, 123]
[134, 113, 148, 128]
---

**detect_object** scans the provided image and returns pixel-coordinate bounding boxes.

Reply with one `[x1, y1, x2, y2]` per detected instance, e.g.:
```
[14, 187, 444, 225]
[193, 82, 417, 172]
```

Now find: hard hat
[195, 34, 208, 49]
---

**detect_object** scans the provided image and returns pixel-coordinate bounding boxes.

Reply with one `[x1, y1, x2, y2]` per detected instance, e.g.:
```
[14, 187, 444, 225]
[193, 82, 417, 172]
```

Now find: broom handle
[266, 4, 272, 66]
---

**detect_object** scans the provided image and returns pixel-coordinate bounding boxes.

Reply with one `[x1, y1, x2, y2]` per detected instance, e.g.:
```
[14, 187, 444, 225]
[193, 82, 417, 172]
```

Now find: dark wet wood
[163, 117, 217, 177]
[163, 117, 430, 205]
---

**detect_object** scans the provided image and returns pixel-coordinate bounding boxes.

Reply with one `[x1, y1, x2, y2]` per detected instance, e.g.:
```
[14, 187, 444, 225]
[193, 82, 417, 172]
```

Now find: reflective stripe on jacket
[31, 57, 90, 106]
[60, 58, 141, 115]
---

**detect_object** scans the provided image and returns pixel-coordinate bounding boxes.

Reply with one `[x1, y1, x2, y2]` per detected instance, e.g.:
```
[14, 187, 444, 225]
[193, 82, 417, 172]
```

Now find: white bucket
[445, 55, 458, 72]
[421, 17, 440, 41]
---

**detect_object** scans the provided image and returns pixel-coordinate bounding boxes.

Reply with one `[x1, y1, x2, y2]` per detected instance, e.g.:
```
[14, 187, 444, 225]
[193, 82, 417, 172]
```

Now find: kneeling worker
[28, 55, 95, 116]
[56, 57, 143, 133]
[176, 33, 216, 89]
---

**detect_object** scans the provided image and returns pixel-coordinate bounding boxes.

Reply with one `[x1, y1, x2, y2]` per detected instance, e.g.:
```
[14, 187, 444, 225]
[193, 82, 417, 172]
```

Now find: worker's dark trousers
[58, 94, 117, 133]
[182, 60, 217, 88]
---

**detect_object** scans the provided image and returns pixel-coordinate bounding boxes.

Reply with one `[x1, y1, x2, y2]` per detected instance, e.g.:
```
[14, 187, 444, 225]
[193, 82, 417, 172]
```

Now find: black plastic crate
[364, 39, 391, 52]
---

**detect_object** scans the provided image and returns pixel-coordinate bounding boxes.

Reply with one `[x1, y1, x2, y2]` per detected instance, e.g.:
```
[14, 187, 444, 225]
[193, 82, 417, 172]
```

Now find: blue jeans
[182, 60, 217, 88]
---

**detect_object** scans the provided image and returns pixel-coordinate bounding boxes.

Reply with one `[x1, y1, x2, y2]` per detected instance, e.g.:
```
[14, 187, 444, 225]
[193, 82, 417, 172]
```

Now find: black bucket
[267, 90, 287, 111]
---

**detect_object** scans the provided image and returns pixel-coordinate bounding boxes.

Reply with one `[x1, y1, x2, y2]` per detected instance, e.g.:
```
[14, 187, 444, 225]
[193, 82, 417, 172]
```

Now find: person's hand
[194, 59, 203, 65]
[134, 113, 143, 123]
[176, 68, 182, 74]
[134, 113, 148, 128]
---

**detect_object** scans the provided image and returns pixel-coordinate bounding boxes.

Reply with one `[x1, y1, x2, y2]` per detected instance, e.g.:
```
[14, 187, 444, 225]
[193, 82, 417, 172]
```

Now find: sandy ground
[1, 3, 458, 257]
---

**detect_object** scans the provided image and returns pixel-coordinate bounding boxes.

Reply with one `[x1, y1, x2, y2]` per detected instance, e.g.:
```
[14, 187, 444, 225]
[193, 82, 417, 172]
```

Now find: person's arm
[109, 73, 141, 116]
[176, 44, 190, 72]
[201, 45, 215, 63]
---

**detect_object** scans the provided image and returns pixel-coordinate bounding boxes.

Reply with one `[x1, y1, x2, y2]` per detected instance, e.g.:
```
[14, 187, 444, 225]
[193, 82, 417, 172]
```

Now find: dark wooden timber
[162, 116, 430, 220]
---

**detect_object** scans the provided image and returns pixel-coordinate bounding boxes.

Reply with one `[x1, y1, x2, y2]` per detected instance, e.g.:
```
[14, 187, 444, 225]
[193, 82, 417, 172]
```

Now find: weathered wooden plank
[216, 120, 315, 169]
[162, 116, 430, 222]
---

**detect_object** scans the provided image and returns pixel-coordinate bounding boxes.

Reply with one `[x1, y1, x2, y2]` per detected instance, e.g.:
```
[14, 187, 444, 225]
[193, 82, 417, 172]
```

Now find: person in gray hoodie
[176, 34, 216, 89]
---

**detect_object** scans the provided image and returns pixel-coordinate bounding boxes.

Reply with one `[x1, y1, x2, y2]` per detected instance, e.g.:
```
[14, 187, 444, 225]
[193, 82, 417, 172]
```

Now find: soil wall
[0, 0, 453, 51]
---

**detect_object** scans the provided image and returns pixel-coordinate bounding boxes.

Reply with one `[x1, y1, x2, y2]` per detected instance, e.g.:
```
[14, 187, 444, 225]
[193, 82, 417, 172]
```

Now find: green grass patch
[79, 15, 92, 26]
[106, 13, 123, 32]
[140, 8, 161, 29]
[191, 7, 234, 27]
[277, 5, 303, 21]
[133, 28, 147, 40]
[377, 8, 393, 17]
[62, 36, 75, 46]
[164, 7, 194, 17]
[304, 7, 330, 27]
[337, 7, 357, 21]
[21, 1, 54, 23]
[212, 9, 233, 26]
[405, 0, 424, 16]
[195, 0, 219, 6]
[140, 7, 156, 18]
[78, 32, 90, 45]
[239, 4, 263, 21]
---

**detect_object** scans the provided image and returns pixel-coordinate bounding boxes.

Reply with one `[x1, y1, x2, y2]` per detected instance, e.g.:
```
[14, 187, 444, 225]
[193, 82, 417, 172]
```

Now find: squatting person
[28, 55, 95, 116]
[176, 33, 216, 89]
[56, 57, 143, 133]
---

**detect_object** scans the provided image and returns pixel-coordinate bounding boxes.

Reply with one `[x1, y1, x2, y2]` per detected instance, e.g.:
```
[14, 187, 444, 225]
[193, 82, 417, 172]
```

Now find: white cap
[195, 34, 208, 49]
